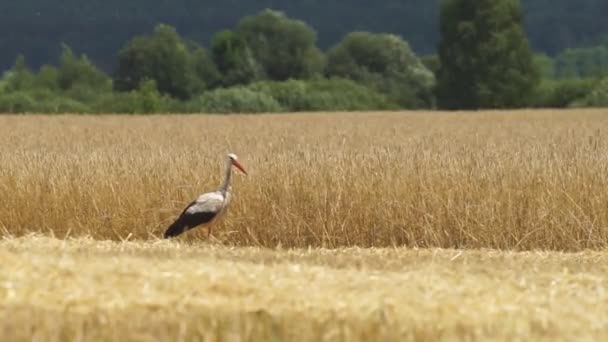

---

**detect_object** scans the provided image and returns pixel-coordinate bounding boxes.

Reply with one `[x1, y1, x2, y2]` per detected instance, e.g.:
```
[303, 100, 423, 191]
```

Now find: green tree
[4, 55, 36, 92]
[554, 45, 608, 79]
[113, 24, 204, 100]
[436, 0, 539, 109]
[572, 77, 608, 107]
[326, 32, 435, 108]
[3, 0, 608, 73]
[533, 53, 555, 79]
[532, 78, 597, 108]
[35, 65, 60, 91]
[420, 54, 441, 75]
[190, 45, 221, 89]
[211, 30, 262, 87]
[236, 9, 325, 81]
[57, 44, 111, 91]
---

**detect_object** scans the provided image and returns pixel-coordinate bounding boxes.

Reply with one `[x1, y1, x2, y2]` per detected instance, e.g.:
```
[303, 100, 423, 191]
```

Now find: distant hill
[1, 0, 606, 72]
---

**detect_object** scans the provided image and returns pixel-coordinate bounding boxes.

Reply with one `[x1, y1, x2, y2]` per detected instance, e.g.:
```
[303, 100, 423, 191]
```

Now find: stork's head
[228, 153, 248, 175]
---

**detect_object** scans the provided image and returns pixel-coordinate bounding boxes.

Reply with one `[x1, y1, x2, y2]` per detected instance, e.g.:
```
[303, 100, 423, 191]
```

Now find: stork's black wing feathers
[163, 201, 218, 238]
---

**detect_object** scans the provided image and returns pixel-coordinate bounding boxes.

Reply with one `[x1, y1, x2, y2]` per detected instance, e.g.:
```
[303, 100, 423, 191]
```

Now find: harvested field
[1, 235, 607, 341]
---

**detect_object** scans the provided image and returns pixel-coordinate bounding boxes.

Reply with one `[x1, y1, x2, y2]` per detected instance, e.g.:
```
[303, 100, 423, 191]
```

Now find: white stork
[163, 153, 248, 239]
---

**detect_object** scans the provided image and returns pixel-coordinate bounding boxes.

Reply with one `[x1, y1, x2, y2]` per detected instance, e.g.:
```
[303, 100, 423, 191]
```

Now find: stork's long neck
[220, 159, 233, 192]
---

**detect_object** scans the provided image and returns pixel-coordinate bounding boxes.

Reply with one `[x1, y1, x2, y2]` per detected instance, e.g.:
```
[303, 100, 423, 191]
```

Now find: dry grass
[2, 109, 608, 250]
[3, 110, 608, 340]
[1, 234, 607, 341]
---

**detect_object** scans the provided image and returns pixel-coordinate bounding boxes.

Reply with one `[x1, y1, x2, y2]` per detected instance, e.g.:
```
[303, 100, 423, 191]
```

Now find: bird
[163, 153, 248, 239]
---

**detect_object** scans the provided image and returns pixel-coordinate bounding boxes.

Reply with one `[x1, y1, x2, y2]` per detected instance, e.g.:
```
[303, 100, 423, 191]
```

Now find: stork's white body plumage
[163, 153, 246, 239]
[188, 191, 230, 216]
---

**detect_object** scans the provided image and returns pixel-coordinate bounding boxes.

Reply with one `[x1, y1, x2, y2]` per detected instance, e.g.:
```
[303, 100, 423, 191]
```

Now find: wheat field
[2, 109, 608, 341]
[2, 109, 608, 250]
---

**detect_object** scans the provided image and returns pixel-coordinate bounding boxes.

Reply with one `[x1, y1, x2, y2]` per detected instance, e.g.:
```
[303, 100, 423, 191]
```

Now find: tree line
[1, 2, 607, 114]
[1, 0, 607, 72]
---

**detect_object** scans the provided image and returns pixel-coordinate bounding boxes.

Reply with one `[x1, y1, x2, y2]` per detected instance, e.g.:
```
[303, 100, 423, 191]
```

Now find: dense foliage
[114, 24, 206, 100]
[326, 32, 435, 108]
[1, 0, 607, 73]
[0, 3, 606, 114]
[436, 0, 539, 109]
[236, 9, 325, 81]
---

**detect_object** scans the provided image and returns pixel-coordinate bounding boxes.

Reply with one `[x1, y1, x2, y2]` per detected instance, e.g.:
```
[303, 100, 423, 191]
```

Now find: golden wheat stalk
[1, 109, 607, 250]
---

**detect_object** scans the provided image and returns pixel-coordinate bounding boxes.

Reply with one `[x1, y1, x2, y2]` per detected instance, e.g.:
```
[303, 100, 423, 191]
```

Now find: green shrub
[0, 91, 37, 113]
[532, 78, 597, 108]
[93, 80, 172, 114]
[247, 80, 311, 111]
[248, 78, 397, 111]
[40, 97, 91, 114]
[0, 71, 399, 114]
[309, 78, 397, 110]
[571, 77, 608, 107]
[93, 93, 170, 114]
[92, 93, 136, 113]
[0, 90, 92, 114]
[187, 87, 284, 113]
[64, 85, 111, 104]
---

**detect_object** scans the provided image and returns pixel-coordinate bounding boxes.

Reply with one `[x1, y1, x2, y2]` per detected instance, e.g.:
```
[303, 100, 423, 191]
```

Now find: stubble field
[1, 109, 608, 340]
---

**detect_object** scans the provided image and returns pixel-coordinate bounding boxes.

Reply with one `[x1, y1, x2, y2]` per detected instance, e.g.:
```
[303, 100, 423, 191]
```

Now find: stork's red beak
[232, 160, 248, 175]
